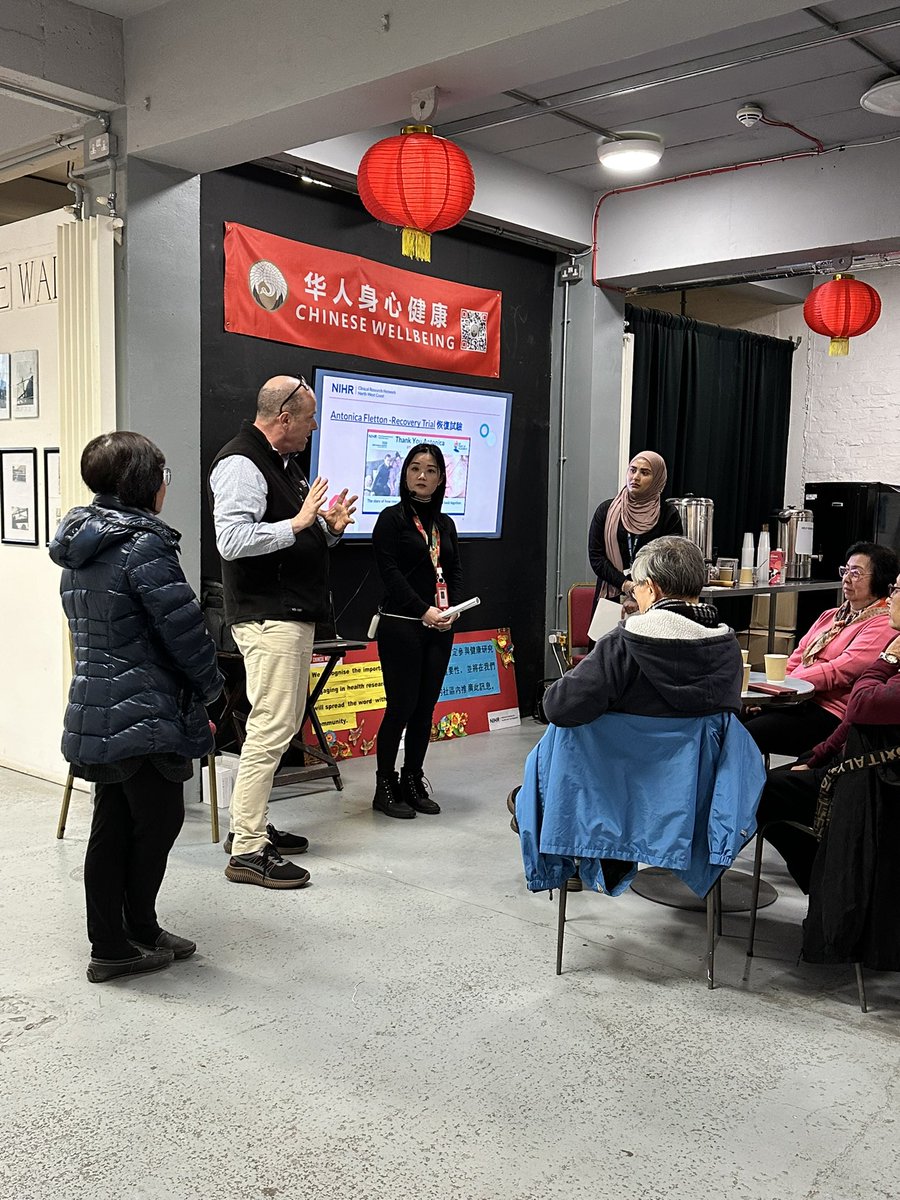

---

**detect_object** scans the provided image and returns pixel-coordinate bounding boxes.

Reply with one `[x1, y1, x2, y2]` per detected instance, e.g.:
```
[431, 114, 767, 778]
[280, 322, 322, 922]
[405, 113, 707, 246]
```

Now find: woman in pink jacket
[744, 541, 898, 757]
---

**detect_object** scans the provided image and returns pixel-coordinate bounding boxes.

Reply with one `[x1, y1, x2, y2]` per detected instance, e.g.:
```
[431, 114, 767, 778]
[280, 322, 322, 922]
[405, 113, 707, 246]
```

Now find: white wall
[0, 209, 69, 784]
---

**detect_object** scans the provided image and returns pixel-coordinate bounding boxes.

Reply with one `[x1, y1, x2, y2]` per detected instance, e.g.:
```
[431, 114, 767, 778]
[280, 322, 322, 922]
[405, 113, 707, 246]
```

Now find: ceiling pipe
[0, 79, 109, 125]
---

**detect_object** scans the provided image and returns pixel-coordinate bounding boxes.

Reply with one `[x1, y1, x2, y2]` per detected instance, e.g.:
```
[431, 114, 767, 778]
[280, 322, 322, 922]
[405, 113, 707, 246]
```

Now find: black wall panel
[199, 164, 555, 708]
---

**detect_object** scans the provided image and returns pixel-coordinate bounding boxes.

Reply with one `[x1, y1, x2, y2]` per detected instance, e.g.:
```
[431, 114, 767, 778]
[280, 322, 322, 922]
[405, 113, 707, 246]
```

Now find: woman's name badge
[435, 572, 449, 610]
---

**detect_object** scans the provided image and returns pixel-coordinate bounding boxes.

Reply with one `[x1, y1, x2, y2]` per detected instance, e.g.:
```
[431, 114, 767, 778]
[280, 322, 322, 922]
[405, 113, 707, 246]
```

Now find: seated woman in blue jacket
[50, 433, 222, 984]
[510, 536, 757, 894]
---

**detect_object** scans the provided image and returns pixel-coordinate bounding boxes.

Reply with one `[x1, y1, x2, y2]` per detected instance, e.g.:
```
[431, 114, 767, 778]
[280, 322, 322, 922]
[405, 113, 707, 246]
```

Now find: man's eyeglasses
[162, 467, 171, 485]
[889, 584, 900, 598]
[278, 376, 310, 415]
[839, 565, 872, 581]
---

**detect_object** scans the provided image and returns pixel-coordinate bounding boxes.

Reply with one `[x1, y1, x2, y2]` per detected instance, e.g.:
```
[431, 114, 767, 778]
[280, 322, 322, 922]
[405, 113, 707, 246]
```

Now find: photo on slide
[362, 429, 470, 516]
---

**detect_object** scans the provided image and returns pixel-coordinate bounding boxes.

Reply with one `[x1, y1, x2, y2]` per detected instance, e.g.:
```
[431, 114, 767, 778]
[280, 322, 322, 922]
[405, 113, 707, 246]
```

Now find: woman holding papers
[588, 451, 682, 616]
[371, 443, 463, 819]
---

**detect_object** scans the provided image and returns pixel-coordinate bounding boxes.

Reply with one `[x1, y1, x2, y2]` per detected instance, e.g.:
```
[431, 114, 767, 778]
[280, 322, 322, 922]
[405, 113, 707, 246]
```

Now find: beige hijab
[597, 451, 668, 599]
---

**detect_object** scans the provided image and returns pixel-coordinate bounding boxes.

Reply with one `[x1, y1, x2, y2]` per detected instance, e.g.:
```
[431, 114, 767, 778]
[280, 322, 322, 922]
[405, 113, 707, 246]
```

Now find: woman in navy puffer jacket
[50, 432, 222, 984]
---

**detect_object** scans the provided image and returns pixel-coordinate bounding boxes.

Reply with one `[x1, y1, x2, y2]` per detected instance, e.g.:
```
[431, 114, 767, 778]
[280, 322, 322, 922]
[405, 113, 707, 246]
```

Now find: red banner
[223, 222, 501, 378]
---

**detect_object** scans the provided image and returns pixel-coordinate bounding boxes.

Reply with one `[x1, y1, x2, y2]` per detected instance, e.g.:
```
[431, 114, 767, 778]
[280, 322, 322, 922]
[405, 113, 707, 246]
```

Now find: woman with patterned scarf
[588, 451, 682, 617]
[744, 541, 899, 758]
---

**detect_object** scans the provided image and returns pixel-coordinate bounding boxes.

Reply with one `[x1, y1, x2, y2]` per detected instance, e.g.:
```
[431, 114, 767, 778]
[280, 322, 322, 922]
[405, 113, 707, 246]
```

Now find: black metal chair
[743, 819, 867, 1012]
[556, 869, 724, 989]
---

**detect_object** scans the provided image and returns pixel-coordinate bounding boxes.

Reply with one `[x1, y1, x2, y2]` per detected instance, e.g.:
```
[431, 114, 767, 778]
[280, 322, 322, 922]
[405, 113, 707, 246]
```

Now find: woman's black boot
[400, 768, 441, 814]
[373, 771, 416, 819]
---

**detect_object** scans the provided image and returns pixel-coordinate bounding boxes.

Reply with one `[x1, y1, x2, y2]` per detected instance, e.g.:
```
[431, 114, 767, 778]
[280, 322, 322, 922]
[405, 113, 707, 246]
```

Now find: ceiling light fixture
[596, 131, 664, 173]
[860, 76, 900, 116]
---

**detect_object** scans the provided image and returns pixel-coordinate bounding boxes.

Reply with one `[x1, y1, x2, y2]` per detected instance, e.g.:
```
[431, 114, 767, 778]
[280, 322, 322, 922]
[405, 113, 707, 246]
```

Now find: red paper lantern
[357, 124, 475, 262]
[803, 274, 882, 356]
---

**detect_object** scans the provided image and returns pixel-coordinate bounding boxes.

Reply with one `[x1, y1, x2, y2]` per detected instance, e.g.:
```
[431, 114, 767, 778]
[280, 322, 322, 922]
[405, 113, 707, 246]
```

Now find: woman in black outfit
[372, 443, 462, 819]
[50, 432, 222, 983]
[588, 450, 682, 616]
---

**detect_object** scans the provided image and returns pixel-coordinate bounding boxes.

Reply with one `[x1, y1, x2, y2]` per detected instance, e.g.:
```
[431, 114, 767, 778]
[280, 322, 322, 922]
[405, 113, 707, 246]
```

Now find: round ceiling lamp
[803, 274, 882, 356]
[357, 124, 475, 262]
[597, 131, 664, 173]
[860, 76, 900, 116]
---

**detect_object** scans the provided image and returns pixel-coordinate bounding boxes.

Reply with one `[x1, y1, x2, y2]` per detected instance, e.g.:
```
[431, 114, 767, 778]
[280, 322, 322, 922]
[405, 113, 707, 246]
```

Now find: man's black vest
[209, 422, 330, 627]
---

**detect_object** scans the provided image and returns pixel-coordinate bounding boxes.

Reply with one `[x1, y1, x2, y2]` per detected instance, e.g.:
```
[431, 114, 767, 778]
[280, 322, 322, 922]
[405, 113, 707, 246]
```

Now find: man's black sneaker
[224, 843, 311, 889]
[399, 768, 441, 815]
[125, 929, 197, 960]
[507, 787, 520, 833]
[372, 771, 416, 819]
[86, 946, 174, 984]
[223, 826, 309, 856]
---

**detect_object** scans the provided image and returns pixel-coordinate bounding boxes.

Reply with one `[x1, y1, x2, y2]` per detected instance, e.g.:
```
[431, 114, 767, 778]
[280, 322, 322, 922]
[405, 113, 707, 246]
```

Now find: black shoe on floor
[86, 946, 174, 984]
[507, 787, 520, 834]
[126, 929, 197, 960]
[400, 768, 441, 814]
[224, 843, 311, 889]
[223, 826, 310, 856]
[373, 771, 416, 819]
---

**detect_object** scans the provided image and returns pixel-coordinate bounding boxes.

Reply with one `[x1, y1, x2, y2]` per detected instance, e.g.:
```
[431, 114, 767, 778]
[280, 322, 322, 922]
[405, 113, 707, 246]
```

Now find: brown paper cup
[739, 567, 754, 586]
[741, 649, 750, 664]
[764, 653, 788, 682]
[742, 663, 751, 692]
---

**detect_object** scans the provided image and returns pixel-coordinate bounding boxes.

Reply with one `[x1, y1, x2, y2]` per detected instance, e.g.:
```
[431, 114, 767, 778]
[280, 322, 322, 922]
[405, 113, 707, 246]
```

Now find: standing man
[209, 374, 357, 889]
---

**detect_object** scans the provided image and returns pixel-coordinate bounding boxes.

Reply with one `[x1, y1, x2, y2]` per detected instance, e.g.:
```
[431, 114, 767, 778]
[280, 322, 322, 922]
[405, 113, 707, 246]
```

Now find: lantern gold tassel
[828, 337, 850, 356]
[402, 228, 431, 262]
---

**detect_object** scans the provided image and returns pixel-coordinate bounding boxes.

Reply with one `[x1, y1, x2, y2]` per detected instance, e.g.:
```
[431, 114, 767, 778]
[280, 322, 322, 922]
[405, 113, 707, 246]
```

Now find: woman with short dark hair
[50, 432, 222, 984]
[744, 540, 900, 758]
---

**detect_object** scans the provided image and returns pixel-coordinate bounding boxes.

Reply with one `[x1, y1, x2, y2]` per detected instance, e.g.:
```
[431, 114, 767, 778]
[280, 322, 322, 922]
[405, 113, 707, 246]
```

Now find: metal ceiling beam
[437, 7, 900, 138]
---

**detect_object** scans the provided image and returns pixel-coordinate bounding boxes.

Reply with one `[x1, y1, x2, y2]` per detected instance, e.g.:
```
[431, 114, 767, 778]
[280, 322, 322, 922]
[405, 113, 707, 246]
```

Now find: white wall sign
[15, 254, 57, 307]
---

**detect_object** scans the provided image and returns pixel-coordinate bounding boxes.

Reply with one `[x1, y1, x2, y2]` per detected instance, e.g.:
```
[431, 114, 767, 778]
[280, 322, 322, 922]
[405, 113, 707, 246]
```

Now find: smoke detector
[736, 104, 764, 127]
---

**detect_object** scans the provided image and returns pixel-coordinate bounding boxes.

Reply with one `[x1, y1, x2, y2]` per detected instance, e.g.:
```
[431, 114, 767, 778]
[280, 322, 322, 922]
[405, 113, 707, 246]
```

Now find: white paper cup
[741, 649, 750, 664]
[764, 653, 789, 682]
[742, 663, 751, 692]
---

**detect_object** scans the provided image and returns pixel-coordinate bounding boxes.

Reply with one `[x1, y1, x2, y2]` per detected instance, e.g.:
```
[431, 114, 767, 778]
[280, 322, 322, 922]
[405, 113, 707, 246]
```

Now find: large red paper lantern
[803, 274, 882, 356]
[357, 124, 475, 262]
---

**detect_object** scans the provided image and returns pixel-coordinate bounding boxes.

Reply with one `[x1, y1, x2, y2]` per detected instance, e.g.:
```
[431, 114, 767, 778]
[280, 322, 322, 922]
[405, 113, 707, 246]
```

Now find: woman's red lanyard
[412, 513, 449, 610]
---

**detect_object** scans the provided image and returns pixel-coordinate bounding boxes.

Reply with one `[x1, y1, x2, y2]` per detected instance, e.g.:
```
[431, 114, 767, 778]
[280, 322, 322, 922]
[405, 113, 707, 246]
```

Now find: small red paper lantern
[803, 274, 882, 356]
[357, 124, 475, 262]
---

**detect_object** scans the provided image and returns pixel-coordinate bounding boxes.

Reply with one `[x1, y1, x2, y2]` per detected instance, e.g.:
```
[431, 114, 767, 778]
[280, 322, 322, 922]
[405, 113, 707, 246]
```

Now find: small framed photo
[0, 353, 10, 420]
[11, 350, 38, 419]
[44, 447, 61, 545]
[1, 447, 39, 545]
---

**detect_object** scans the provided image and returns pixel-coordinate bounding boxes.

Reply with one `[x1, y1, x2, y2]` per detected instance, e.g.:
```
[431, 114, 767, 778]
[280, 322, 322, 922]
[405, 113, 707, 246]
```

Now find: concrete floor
[2, 723, 898, 1200]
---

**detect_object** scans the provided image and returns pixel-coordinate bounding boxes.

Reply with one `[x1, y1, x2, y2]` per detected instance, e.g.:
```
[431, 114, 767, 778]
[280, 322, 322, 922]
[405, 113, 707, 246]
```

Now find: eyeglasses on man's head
[839, 564, 872, 581]
[278, 376, 311, 415]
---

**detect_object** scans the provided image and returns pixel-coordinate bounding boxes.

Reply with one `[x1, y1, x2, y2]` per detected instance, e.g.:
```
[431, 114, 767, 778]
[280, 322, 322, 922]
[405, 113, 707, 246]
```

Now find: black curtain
[626, 304, 795, 560]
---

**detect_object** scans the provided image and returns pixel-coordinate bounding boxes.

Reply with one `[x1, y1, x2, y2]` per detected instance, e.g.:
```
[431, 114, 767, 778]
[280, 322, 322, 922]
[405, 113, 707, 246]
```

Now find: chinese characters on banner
[305, 629, 519, 761]
[223, 222, 502, 378]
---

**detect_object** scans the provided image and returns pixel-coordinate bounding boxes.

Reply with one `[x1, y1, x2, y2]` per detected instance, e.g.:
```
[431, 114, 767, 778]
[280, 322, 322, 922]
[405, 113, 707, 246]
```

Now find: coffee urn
[667, 496, 714, 562]
[775, 506, 814, 579]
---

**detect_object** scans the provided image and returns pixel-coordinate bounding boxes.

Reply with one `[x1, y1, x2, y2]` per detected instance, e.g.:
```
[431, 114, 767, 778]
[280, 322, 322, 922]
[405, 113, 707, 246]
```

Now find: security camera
[736, 104, 764, 127]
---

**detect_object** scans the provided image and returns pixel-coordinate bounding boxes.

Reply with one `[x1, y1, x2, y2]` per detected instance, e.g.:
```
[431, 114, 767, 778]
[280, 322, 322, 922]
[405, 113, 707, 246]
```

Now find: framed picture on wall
[0, 354, 10, 420]
[0, 447, 39, 545]
[11, 350, 38, 419]
[44, 447, 61, 545]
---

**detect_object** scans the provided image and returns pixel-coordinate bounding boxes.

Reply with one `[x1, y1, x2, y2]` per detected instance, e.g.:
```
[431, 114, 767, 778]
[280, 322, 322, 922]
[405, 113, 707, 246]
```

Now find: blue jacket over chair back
[517, 712, 766, 897]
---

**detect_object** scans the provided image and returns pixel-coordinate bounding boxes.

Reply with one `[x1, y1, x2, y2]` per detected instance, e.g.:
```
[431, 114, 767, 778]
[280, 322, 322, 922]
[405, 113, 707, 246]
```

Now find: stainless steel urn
[775, 506, 814, 579]
[667, 495, 714, 561]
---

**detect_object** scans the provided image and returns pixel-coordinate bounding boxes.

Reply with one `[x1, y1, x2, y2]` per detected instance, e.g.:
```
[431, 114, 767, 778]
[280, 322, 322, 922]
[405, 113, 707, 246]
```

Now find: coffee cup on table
[764, 653, 789, 682]
[739, 567, 754, 586]
[742, 663, 751, 692]
[741, 649, 750, 664]
[718, 566, 734, 583]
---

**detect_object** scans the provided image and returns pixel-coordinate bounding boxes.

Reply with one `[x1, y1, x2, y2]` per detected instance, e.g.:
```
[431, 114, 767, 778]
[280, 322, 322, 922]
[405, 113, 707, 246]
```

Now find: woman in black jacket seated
[50, 433, 222, 984]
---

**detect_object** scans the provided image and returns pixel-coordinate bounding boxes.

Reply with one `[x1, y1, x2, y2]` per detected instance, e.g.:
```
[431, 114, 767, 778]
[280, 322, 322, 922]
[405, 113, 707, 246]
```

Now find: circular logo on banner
[248, 260, 288, 311]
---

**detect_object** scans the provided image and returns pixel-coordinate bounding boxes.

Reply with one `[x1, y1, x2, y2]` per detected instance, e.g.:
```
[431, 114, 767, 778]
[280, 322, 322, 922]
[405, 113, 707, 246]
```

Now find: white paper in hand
[588, 597, 624, 643]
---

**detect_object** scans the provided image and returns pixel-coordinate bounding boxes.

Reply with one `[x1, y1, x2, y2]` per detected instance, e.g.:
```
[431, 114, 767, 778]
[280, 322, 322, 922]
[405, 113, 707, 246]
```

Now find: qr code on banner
[460, 309, 488, 353]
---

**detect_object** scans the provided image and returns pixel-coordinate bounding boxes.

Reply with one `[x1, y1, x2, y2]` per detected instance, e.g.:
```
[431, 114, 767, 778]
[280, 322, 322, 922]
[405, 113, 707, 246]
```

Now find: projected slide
[311, 370, 512, 538]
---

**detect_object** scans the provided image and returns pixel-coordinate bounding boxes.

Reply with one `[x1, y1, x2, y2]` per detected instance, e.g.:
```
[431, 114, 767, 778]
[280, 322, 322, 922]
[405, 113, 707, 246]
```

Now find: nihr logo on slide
[332, 384, 355, 395]
[248, 260, 288, 311]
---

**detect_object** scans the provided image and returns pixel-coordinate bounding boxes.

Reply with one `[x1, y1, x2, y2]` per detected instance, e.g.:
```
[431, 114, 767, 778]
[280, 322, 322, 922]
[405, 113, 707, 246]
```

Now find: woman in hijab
[588, 451, 682, 615]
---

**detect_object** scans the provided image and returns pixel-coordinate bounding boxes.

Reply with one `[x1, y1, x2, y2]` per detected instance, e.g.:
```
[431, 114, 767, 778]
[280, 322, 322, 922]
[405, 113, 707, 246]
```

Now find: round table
[742, 672, 814, 705]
